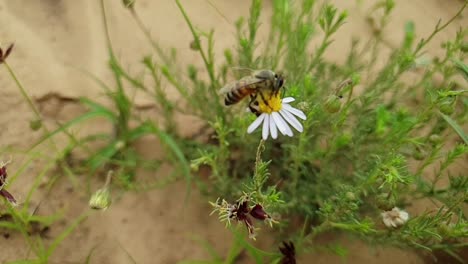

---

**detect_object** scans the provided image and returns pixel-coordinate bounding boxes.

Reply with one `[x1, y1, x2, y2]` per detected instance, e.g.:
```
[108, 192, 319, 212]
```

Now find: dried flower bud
[324, 95, 341, 113]
[279, 241, 296, 264]
[0, 159, 17, 206]
[0, 43, 14, 64]
[381, 207, 409, 228]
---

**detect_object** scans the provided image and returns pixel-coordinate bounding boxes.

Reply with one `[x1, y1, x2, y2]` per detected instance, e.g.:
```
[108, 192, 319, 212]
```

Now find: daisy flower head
[247, 94, 307, 140]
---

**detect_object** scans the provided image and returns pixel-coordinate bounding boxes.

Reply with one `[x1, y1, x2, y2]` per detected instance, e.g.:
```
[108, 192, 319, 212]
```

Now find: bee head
[274, 72, 285, 92]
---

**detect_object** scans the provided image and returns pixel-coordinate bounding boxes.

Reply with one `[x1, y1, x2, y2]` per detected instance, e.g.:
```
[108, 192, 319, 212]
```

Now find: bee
[219, 69, 285, 116]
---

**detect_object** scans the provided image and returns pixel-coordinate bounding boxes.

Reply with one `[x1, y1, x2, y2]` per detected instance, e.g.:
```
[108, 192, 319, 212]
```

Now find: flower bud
[297, 101, 310, 112]
[249, 204, 268, 220]
[29, 119, 42, 131]
[412, 148, 426, 160]
[188, 64, 198, 81]
[89, 171, 113, 210]
[190, 162, 199, 172]
[89, 187, 111, 210]
[345, 192, 356, 201]
[438, 96, 456, 115]
[428, 134, 442, 144]
[324, 95, 341, 113]
[190, 40, 200, 51]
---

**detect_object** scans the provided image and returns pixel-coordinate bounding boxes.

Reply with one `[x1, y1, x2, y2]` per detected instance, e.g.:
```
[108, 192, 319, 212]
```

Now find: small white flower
[247, 97, 307, 140]
[381, 207, 409, 228]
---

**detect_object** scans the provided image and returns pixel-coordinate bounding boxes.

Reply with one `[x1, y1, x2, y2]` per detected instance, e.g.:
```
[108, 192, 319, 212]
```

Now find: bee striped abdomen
[224, 86, 256, 105]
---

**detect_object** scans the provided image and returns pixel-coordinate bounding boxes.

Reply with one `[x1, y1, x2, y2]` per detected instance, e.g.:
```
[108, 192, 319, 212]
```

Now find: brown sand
[0, 0, 466, 263]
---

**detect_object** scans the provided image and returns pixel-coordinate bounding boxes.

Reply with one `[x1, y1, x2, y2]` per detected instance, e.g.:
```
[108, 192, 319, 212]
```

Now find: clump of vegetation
[1, 0, 467, 263]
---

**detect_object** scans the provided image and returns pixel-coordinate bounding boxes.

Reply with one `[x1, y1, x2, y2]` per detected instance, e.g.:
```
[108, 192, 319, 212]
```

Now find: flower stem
[3, 62, 42, 121]
[174, 0, 216, 85]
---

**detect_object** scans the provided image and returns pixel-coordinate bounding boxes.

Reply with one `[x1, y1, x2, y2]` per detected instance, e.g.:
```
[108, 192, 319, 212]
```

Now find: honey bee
[219, 69, 285, 115]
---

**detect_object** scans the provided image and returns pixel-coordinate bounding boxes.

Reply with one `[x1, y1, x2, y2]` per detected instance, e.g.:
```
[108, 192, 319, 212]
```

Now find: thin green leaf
[440, 112, 468, 144]
[148, 123, 192, 203]
[87, 141, 121, 170]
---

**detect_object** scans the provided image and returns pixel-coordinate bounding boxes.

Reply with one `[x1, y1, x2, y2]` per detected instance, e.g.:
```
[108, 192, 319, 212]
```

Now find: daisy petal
[271, 112, 287, 135]
[262, 114, 270, 140]
[269, 114, 278, 139]
[282, 97, 295, 103]
[282, 104, 307, 120]
[280, 109, 303, 132]
[283, 120, 294, 136]
[247, 114, 265, 134]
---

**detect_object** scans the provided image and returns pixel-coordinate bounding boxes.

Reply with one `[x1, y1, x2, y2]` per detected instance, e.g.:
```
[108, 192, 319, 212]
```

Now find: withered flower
[0, 44, 14, 64]
[0, 160, 17, 206]
[279, 241, 296, 264]
[381, 207, 409, 228]
[211, 198, 273, 240]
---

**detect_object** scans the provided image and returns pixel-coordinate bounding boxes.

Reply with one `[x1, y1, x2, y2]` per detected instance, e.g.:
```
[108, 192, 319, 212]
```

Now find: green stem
[129, 8, 172, 66]
[3, 62, 42, 122]
[414, 2, 467, 56]
[175, 0, 216, 85]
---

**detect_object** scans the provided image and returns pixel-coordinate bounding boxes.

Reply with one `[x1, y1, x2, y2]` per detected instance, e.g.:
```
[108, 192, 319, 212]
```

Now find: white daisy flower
[381, 207, 409, 228]
[247, 96, 307, 140]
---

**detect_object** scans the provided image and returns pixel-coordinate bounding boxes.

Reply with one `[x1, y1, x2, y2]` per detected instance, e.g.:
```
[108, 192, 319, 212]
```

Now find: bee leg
[258, 91, 275, 112]
[248, 96, 261, 117]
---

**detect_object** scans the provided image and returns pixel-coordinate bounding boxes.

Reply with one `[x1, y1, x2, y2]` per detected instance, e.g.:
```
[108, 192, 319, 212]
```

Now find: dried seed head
[381, 207, 409, 228]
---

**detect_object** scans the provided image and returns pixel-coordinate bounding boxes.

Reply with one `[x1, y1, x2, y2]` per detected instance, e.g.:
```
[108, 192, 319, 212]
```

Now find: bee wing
[230, 67, 255, 77]
[218, 76, 265, 95]
[253, 69, 275, 80]
[230, 68, 275, 79]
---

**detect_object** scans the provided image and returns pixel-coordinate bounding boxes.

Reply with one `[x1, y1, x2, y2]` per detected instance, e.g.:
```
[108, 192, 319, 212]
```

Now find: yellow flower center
[258, 92, 282, 114]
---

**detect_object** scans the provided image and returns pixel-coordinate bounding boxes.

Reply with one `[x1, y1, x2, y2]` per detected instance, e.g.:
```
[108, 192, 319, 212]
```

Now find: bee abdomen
[224, 92, 239, 105]
[224, 88, 253, 105]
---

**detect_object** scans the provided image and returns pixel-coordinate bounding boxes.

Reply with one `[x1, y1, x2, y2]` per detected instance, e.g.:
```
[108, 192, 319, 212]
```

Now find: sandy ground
[0, 0, 466, 263]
